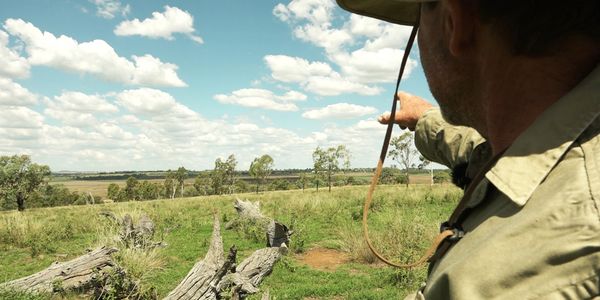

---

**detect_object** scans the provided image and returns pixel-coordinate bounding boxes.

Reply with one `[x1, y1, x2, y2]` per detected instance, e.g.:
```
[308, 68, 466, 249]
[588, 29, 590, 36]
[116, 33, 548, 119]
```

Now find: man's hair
[476, 0, 600, 56]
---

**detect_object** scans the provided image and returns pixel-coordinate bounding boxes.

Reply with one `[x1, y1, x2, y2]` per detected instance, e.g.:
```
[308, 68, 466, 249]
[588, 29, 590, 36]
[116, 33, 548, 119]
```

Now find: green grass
[0, 184, 461, 299]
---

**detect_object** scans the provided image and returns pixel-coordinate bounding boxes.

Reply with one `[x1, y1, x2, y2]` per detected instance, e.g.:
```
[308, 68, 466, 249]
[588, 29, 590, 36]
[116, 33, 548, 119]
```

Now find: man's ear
[444, 0, 477, 57]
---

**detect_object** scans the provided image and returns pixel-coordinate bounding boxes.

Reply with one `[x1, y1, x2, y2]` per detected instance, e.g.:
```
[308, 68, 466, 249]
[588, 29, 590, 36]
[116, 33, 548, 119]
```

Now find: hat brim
[336, 0, 421, 26]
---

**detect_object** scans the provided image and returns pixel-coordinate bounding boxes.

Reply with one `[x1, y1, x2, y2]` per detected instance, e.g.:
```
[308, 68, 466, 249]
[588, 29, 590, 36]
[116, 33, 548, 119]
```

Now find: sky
[0, 0, 438, 172]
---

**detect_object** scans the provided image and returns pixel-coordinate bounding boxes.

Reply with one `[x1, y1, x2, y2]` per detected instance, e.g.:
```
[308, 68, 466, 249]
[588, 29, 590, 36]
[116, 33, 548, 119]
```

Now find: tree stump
[1, 247, 118, 294]
[167, 213, 285, 300]
[99, 211, 164, 249]
[225, 198, 291, 248]
[165, 214, 228, 300]
[218, 247, 286, 299]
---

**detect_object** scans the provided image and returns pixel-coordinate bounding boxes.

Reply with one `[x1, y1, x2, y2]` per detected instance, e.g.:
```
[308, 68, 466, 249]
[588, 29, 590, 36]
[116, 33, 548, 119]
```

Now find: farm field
[0, 184, 461, 299]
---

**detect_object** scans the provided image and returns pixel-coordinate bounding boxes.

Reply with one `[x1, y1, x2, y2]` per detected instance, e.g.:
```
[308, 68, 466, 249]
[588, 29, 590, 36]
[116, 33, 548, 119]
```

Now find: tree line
[0, 134, 451, 210]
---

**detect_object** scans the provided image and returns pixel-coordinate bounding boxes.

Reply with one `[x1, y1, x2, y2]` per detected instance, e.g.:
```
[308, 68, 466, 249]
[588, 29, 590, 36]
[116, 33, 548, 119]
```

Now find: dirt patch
[296, 247, 349, 271]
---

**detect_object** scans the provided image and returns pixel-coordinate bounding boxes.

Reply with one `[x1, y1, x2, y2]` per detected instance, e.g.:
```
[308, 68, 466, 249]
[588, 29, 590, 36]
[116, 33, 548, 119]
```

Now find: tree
[389, 132, 419, 187]
[107, 183, 121, 200]
[212, 155, 237, 195]
[312, 145, 350, 192]
[125, 176, 139, 200]
[194, 172, 212, 195]
[175, 167, 188, 197]
[138, 181, 160, 200]
[164, 171, 177, 199]
[297, 172, 310, 192]
[0, 155, 50, 211]
[249, 155, 274, 194]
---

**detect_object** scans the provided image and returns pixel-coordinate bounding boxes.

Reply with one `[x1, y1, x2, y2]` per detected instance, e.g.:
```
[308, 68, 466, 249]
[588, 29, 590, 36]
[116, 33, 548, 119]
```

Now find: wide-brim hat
[336, 0, 436, 26]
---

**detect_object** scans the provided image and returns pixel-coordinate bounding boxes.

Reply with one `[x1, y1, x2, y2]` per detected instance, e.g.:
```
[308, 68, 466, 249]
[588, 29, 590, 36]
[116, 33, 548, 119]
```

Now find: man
[337, 0, 600, 299]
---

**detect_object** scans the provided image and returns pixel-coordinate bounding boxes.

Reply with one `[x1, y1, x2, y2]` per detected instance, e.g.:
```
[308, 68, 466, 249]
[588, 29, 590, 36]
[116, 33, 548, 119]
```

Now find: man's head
[418, 0, 600, 128]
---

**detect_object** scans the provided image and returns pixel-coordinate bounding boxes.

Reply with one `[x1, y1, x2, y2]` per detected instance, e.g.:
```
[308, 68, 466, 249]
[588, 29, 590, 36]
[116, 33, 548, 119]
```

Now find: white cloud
[91, 0, 130, 19]
[0, 78, 37, 106]
[44, 110, 98, 127]
[114, 6, 204, 44]
[270, 1, 417, 91]
[3, 18, 187, 87]
[43, 91, 118, 127]
[0, 106, 44, 129]
[50, 91, 118, 113]
[214, 88, 306, 111]
[0, 30, 30, 79]
[302, 103, 377, 119]
[264, 55, 332, 82]
[264, 55, 380, 96]
[273, 0, 336, 27]
[331, 48, 417, 84]
[116, 88, 179, 116]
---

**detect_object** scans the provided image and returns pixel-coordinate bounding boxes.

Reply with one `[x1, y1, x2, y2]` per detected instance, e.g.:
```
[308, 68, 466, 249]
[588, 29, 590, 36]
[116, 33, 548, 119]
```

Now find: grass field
[0, 184, 461, 299]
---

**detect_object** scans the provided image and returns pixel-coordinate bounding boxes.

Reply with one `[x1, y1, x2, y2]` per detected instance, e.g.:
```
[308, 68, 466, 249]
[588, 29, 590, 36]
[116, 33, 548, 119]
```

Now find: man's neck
[477, 39, 600, 155]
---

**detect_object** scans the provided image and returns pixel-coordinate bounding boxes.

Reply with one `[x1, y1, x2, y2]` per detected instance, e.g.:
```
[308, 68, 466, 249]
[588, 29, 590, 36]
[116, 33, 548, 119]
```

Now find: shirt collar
[485, 64, 600, 206]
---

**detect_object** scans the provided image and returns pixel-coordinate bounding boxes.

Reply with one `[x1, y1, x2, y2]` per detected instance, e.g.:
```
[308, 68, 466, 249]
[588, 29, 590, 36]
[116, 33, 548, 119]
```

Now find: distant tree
[249, 154, 274, 194]
[389, 132, 419, 187]
[164, 170, 177, 199]
[312, 145, 350, 192]
[212, 155, 237, 195]
[175, 167, 188, 197]
[380, 167, 400, 185]
[40, 184, 79, 207]
[0, 155, 51, 211]
[194, 172, 212, 195]
[125, 176, 139, 200]
[224, 155, 237, 194]
[270, 179, 291, 191]
[138, 181, 160, 200]
[107, 183, 121, 200]
[297, 172, 310, 192]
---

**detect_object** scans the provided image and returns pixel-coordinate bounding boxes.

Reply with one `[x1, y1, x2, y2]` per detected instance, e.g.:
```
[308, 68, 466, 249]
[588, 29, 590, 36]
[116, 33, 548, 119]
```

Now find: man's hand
[377, 91, 435, 131]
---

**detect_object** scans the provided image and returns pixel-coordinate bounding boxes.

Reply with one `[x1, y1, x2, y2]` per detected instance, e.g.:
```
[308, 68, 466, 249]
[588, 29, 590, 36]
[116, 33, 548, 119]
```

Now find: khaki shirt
[410, 64, 600, 300]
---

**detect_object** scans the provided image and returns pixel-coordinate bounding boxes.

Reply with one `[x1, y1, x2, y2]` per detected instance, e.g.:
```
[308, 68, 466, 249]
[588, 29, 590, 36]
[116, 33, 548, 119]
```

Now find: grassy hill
[0, 184, 461, 299]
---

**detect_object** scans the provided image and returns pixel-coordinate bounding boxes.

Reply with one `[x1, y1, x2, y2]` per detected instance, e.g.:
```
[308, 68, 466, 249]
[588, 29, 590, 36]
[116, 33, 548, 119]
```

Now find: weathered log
[1, 247, 117, 294]
[99, 211, 162, 249]
[266, 220, 290, 248]
[167, 212, 285, 300]
[225, 199, 291, 248]
[218, 247, 286, 299]
[165, 214, 227, 300]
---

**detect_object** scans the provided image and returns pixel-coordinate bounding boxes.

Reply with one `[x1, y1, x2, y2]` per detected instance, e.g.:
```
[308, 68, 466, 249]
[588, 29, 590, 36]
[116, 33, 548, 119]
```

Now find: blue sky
[0, 0, 436, 172]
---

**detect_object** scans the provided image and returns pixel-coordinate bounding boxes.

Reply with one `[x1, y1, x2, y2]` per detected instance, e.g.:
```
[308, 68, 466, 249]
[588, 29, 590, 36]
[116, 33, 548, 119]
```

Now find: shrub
[433, 171, 451, 184]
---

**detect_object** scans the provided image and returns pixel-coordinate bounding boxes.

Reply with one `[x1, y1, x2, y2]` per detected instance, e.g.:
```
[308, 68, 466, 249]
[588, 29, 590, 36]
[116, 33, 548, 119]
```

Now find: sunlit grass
[0, 184, 460, 299]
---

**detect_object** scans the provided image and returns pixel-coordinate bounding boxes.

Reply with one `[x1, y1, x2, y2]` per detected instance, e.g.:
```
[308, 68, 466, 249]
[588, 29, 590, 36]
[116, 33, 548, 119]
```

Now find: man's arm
[379, 92, 485, 169]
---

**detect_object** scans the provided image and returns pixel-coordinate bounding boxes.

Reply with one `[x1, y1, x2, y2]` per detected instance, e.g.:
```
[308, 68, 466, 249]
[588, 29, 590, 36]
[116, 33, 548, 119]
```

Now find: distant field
[51, 179, 196, 198]
[0, 185, 461, 299]
[54, 174, 439, 199]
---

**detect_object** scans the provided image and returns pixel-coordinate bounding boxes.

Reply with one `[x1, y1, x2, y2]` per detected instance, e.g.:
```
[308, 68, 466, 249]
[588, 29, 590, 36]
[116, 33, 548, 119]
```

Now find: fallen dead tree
[166, 214, 286, 300]
[1, 247, 118, 294]
[99, 211, 166, 249]
[225, 198, 291, 247]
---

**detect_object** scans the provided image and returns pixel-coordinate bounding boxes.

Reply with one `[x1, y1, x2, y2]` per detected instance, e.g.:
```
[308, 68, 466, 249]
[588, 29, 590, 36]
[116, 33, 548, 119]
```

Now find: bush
[270, 179, 291, 191]
[433, 171, 451, 184]
[183, 186, 199, 197]
[395, 174, 409, 185]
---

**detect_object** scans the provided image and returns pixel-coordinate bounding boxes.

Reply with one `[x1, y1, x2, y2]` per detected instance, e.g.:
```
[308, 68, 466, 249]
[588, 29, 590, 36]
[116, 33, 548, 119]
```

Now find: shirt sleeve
[414, 108, 486, 169]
